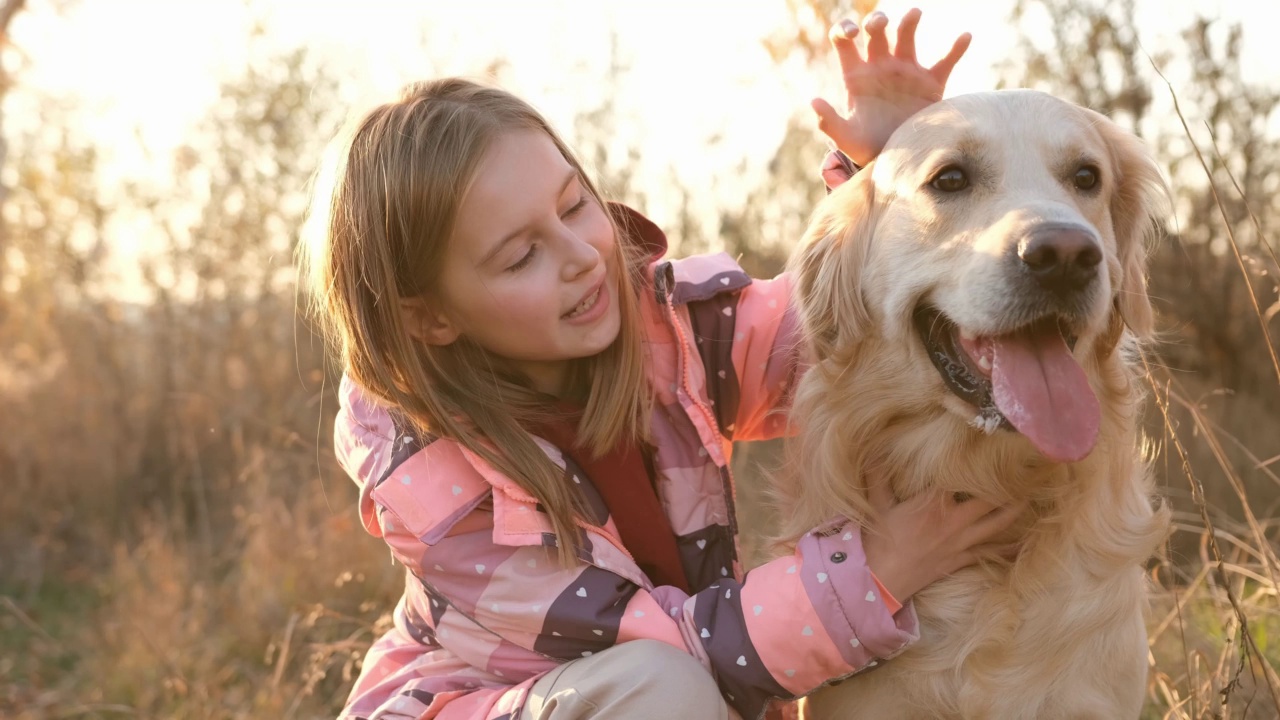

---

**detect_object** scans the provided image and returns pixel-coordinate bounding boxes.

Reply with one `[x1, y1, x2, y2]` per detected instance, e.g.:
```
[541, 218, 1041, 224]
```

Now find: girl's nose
[561, 230, 601, 280]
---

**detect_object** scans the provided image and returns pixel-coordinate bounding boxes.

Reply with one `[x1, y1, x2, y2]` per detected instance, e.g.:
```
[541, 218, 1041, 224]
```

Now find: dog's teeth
[978, 356, 992, 371]
[970, 409, 1002, 434]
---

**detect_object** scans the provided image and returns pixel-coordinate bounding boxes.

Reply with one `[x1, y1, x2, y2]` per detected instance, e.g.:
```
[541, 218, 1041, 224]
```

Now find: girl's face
[433, 129, 622, 395]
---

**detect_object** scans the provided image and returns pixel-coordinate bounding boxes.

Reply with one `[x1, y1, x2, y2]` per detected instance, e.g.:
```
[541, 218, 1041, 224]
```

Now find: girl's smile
[562, 276, 610, 324]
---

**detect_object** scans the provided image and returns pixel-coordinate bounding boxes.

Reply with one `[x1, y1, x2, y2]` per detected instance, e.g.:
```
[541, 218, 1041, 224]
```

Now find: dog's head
[791, 90, 1166, 464]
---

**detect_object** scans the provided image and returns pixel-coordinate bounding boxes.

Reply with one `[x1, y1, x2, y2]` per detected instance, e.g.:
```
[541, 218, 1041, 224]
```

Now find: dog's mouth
[913, 305, 1100, 463]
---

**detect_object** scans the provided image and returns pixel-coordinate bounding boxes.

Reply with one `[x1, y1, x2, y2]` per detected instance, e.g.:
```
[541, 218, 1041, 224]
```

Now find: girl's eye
[930, 166, 969, 193]
[563, 195, 589, 218]
[507, 244, 538, 272]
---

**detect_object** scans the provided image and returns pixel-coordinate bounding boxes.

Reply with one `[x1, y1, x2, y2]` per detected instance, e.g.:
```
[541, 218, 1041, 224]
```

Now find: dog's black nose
[1018, 225, 1102, 293]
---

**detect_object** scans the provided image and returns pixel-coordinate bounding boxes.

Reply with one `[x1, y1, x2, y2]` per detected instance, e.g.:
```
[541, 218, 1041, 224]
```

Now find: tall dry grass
[0, 48, 408, 719]
[0, 291, 405, 718]
[1133, 71, 1280, 717]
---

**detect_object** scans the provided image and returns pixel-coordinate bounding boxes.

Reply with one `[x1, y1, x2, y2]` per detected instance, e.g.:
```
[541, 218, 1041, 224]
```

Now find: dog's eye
[1073, 165, 1100, 190]
[930, 167, 969, 193]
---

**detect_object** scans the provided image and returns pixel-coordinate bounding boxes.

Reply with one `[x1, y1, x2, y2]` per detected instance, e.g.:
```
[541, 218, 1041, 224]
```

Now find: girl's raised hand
[812, 8, 971, 167]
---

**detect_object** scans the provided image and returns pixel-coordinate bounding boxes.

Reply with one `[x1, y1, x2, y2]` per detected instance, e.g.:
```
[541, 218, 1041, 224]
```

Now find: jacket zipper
[656, 263, 728, 466]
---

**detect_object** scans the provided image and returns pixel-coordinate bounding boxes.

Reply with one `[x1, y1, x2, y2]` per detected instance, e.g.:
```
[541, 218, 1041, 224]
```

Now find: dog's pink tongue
[991, 325, 1099, 463]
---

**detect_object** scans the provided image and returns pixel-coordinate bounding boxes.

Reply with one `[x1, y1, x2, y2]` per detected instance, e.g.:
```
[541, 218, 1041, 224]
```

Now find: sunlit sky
[8, 0, 1278, 284]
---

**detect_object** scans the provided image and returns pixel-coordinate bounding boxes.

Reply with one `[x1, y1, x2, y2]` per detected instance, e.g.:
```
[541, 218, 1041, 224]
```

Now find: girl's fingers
[995, 542, 1023, 561]
[941, 548, 978, 575]
[951, 494, 1001, 522]
[828, 18, 865, 79]
[986, 500, 1029, 531]
[810, 97, 859, 153]
[929, 32, 972, 87]
[957, 501, 1029, 547]
[931, 490, 998, 524]
[943, 541, 1023, 575]
[810, 97, 840, 132]
[969, 541, 1024, 563]
[863, 11, 891, 62]
[894, 7, 922, 63]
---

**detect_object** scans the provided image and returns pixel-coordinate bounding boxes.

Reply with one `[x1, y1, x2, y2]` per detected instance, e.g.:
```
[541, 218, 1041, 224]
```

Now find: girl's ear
[400, 297, 460, 346]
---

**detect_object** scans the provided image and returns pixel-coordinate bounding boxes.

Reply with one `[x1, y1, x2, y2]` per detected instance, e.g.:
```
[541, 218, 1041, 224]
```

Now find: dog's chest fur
[792, 338, 1167, 718]
[806, 412, 1164, 719]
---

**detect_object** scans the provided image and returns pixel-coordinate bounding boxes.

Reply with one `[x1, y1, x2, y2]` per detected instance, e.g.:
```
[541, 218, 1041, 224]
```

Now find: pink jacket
[334, 210, 918, 720]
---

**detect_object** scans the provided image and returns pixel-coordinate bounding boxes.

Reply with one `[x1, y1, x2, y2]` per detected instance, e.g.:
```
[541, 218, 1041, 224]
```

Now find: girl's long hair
[299, 78, 651, 565]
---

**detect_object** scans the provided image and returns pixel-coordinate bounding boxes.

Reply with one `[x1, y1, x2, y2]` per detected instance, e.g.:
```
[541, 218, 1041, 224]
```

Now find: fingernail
[840, 19, 857, 37]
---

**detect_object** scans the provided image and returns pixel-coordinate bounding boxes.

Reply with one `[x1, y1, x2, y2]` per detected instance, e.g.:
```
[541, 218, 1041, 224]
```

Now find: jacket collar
[609, 202, 668, 260]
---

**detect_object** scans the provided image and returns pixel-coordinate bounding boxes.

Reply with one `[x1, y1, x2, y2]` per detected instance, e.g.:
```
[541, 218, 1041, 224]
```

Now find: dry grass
[0, 295, 404, 719]
[1136, 70, 1280, 717]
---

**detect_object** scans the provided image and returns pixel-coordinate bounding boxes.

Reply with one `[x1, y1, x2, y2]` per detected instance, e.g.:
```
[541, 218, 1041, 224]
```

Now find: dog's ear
[788, 167, 878, 357]
[1091, 111, 1168, 339]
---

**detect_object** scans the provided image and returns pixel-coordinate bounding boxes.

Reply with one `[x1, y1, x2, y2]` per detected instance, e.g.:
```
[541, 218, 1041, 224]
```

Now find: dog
[777, 90, 1171, 719]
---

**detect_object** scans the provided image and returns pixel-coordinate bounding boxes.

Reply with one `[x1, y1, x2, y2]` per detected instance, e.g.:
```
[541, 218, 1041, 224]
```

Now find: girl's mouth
[563, 279, 609, 323]
[564, 288, 601, 319]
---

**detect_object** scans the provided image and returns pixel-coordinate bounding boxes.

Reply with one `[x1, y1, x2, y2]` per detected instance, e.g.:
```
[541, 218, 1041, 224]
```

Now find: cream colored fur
[779, 90, 1172, 719]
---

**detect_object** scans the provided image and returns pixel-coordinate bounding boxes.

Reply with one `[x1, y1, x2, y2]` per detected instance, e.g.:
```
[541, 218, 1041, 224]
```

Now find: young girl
[302, 10, 1017, 720]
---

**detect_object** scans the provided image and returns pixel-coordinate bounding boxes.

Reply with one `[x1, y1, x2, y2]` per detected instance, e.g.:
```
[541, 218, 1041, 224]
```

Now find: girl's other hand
[812, 8, 971, 167]
[861, 475, 1025, 603]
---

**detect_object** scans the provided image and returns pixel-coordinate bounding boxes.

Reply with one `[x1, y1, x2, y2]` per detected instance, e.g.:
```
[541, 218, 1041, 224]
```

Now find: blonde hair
[299, 78, 651, 565]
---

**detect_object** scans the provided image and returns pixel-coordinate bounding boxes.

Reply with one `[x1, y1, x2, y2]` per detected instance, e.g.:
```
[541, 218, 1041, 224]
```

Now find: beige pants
[518, 640, 732, 720]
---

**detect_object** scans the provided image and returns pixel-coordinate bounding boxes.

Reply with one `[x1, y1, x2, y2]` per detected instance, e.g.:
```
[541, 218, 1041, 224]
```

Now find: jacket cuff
[797, 525, 919, 663]
[869, 572, 902, 615]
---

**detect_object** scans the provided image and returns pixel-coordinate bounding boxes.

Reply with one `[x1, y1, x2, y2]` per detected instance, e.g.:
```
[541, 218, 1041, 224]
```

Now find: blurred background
[1, 0, 1277, 717]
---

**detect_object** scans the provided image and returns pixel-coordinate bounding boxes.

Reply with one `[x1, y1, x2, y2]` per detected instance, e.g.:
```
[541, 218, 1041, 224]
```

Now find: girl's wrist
[868, 571, 903, 614]
[866, 560, 911, 604]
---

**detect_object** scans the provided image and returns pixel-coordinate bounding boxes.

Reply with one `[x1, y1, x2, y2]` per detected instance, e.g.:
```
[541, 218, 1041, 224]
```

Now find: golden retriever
[778, 90, 1171, 719]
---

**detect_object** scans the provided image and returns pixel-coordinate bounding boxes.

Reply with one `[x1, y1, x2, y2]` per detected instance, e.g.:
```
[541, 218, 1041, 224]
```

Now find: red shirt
[534, 412, 690, 593]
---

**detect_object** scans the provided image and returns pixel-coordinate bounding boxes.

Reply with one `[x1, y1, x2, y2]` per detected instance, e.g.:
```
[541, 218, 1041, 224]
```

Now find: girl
[302, 10, 1016, 720]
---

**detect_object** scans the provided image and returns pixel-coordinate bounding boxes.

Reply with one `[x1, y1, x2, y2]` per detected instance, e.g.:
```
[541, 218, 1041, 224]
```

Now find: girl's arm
[373, 506, 915, 720]
[689, 270, 801, 443]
